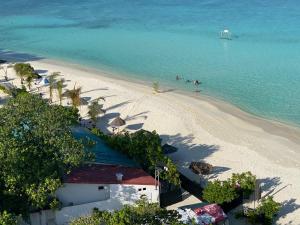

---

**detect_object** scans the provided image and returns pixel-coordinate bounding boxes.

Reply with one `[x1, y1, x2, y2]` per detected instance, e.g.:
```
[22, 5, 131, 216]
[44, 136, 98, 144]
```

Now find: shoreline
[1, 51, 300, 223]
[3, 48, 300, 133]
[44, 57, 300, 145]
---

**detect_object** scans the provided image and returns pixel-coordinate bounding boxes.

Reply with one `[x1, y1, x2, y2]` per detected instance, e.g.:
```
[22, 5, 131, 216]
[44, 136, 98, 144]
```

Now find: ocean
[1, 0, 300, 125]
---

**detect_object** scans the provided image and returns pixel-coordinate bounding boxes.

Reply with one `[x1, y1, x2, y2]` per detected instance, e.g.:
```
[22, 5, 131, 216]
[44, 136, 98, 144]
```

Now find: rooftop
[65, 164, 156, 186]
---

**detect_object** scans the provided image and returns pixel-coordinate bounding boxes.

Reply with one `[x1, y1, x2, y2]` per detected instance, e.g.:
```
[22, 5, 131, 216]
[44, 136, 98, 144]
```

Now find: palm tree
[26, 75, 34, 91]
[88, 99, 106, 124]
[65, 84, 82, 108]
[56, 78, 64, 105]
[48, 72, 60, 103]
[14, 63, 34, 84]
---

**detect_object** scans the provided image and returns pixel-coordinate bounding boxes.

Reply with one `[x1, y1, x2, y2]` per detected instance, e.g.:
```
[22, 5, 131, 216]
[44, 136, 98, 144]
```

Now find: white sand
[1, 54, 300, 224]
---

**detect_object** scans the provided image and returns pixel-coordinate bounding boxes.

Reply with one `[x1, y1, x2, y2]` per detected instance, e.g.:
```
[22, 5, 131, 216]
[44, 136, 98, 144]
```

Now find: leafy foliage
[246, 197, 281, 225]
[230, 171, 256, 198]
[56, 78, 64, 105]
[65, 85, 82, 108]
[70, 198, 187, 225]
[0, 84, 10, 95]
[0, 211, 17, 225]
[0, 94, 87, 215]
[92, 129, 180, 186]
[87, 99, 105, 123]
[203, 171, 256, 205]
[48, 72, 60, 102]
[203, 180, 238, 204]
[13, 63, 40, 84]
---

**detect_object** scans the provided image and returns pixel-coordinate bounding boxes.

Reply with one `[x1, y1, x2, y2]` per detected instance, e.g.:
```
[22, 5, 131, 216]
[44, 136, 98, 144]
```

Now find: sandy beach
[1, 53, 300, 224]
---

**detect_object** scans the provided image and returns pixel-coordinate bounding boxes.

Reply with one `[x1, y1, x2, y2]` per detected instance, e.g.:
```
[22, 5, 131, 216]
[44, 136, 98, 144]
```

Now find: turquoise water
[1, 0, 300, 125]
[72, 127, 138, 167]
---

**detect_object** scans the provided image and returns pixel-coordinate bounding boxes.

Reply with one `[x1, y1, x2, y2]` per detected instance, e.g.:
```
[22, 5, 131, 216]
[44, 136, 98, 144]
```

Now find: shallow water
[1, 0, 300, 125]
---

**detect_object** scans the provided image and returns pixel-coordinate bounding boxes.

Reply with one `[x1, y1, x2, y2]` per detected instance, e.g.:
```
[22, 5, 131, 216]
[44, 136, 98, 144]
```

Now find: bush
[257, 197, 281, 224]
[0, 211, 17, 225]
[203, 180, 238, 204]
[230, 171, 256, 198]
[70, 198, 187, 225]
[243, 197, 281, 225]
[91, 129, 180, 186]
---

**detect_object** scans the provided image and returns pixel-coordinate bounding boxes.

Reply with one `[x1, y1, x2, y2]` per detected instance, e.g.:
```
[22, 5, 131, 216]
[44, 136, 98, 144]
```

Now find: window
[143, 188, 146, 191]
[98, 186, 104, 190]
[138, 188, 142, 191]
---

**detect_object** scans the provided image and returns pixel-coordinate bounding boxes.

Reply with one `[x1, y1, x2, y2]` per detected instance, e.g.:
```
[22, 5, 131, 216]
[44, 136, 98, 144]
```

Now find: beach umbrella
[110, 116, 126, 127]
[110, 116, 126, 133]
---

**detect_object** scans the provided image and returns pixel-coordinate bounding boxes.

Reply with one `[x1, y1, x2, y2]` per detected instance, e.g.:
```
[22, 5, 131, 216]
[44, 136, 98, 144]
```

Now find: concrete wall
[54, 184, 159, 225]
[56, 183, 110, 206]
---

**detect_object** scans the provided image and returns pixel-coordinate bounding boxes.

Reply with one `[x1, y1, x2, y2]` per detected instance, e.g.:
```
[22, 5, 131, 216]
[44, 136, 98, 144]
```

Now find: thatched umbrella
[162, 144, 178, 154]
[189, 161, 213, 175]
[110, 116, 126, 133]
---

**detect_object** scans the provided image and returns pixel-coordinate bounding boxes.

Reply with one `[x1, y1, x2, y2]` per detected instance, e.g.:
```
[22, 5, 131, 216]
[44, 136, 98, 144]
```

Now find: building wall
[54, 183, 159, 225]
[56, 183, 110, 206]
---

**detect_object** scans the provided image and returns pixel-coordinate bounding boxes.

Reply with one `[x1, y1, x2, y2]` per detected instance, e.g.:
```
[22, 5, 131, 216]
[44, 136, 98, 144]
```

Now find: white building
[30, 164, 159, 225]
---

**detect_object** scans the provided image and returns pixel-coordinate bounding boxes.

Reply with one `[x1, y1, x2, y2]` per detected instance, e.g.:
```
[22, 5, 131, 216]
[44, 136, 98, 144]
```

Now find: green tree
[87, 99, 106, 124]
[230, 171, 256, 198]
[92, 129, 181, 186]
[56, 78, 64, 105]
[13, 63, 38, 84]
[65, 85, 82, 108]
[25, 74, 34, 90]
[203, 180, 238, 204]
[48, 72, 60, 103]
[70, 198, 187, 225]
[0, 93, 87, 215]
[0, 211, 17, 225]
[256, 197, 281, 225]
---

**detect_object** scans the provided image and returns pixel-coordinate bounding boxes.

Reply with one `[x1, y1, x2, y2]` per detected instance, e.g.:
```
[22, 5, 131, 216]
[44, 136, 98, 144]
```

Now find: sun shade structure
[110, 116, 126, 127]
[0, 59, 7, 64]
[189, 161, 213, 175]
[37, 77, 50, 85]
[162, 144, 178, 154]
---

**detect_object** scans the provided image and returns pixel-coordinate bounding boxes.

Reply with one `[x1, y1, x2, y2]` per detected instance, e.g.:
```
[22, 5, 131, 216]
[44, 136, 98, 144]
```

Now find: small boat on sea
[219, 29, 232, 40]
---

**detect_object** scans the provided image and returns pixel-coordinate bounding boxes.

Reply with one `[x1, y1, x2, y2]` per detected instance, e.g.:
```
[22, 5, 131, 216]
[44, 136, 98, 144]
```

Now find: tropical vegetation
[0, 93, 90, 217]
[65, 84, 82, 108]
[13, 63, 40, 84]
[203, 179, 238, 204]
[236, 196, 281, 225]
[70, 198, 188, 225]
[48, 72, 60, 102]
[203, 171, 256, 204]
[56, 78, 64, 105]
[87, 98, 106, 124]
[92, 128, 181, 186]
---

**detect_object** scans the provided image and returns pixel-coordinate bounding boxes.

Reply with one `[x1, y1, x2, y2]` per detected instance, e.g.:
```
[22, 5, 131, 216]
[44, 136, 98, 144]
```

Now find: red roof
[65, 164, 156, 186]
[193, 204, 227, 223]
